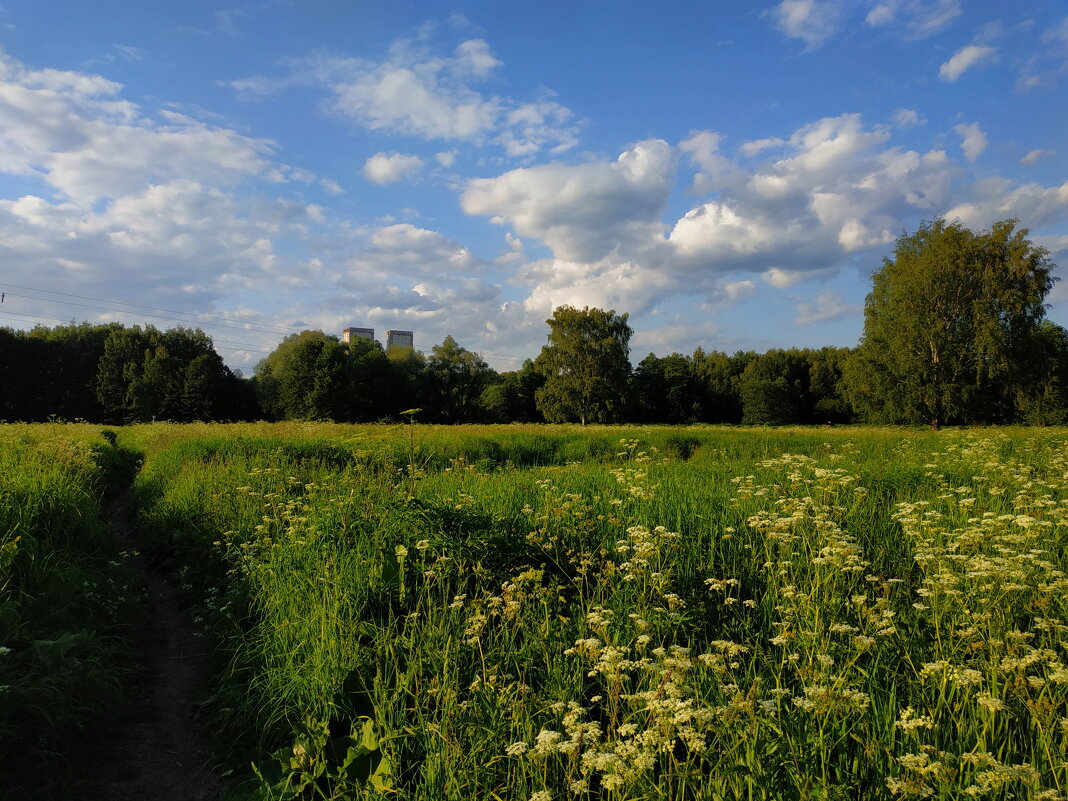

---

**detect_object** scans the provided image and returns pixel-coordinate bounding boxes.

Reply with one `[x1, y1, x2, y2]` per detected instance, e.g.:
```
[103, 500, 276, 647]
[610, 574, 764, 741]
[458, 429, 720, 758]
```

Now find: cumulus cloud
[516, 257, 676, 318]
[361, 151, 425, 184]
[766, 0, 844, 50]
[347, 223, 483, 277]
[461, 138, 676, 263]
[0, 52, 291, 205]
[679, 130, 736, 193]
[670, 114, 950, 273]
[231, 29, 581, 157]
[939, 44, 997, 81]
[459, 114, 976, 322]
[944, 177, 1068, 230]
[0, 180, 315, 306]
[0, 50, 341, 351]
[953, 122, 987, 162]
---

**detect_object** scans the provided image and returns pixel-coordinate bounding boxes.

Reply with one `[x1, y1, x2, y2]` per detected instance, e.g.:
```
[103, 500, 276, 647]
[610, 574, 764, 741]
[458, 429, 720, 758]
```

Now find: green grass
[0, 424, 143, 797]
[8, 421, 1068, 799]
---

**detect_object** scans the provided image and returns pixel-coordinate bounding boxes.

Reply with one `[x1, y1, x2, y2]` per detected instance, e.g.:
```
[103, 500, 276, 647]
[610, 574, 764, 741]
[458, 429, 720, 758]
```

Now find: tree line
[2, 218, 1065, 427]
[0, 319, 869, 425]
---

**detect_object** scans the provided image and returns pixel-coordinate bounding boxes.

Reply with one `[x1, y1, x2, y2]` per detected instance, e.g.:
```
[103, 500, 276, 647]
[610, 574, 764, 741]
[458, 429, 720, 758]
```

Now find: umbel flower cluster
[497, 437, 1068, 800]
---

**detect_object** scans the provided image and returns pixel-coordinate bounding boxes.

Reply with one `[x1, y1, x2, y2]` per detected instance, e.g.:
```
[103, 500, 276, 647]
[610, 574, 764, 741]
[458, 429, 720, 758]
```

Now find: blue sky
[0, 0, 1066, 372]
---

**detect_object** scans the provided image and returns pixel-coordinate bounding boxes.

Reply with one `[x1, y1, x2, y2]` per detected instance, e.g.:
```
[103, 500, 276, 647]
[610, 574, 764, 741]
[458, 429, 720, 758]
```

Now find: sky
[0, 0, 1066, 373]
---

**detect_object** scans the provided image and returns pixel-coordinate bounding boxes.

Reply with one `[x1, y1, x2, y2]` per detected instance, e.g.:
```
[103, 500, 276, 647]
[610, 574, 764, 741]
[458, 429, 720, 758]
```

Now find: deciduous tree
[534, 306, 632, 425]
[844, 219, 1055, 428]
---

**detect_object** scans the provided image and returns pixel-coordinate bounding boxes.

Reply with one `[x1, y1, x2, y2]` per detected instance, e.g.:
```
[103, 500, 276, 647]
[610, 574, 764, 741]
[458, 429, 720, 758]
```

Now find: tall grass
[42, 422, 1068, 798]
[0, 424, 142, 797]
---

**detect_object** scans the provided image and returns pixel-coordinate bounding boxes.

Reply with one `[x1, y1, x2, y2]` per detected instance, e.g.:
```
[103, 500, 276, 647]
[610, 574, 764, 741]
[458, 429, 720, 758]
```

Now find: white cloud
[435, 150, 457, 167]
[320, 177, 344, 195]
[767, 0, 844, 50]
[891, 108, 924, 128]
[461, 139, 676, 263]
[0, 181, 315, 305]
[517, 257, 675, 318]
[794, 289, 858, 324]
[498, 99, 580, 157]
[1020, 16, 1068, 90]
[670, 114, 950, 274]
[361, 151, 425, 184]
[705, 279, 757, 306]
[349, 223, 482, 277]
[939, 44, 997, 82]
[0, 53, 287, 205]
[761, 269, 796, 289]
[679, 130, 736, 193]
[944, 178, 1068, 230]
[237, 29, 582, 157]
[866, 0, 961, 38]
[331, 45, 500, 141]
[740, 136, 787, 157]
[1020, 148, 1056, 165]
[953, 122, 987, 162]
[457, 114, 977, 327]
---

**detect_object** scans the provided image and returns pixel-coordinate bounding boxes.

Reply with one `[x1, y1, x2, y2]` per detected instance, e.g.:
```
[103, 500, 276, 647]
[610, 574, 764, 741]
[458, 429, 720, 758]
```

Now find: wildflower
[976, 693, 1005, 712]
[505, 741, 528, 756]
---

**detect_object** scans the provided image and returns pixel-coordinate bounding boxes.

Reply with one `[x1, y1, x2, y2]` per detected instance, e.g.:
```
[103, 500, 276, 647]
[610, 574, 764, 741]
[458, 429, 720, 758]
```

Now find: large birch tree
[845, 219, 1055, 428]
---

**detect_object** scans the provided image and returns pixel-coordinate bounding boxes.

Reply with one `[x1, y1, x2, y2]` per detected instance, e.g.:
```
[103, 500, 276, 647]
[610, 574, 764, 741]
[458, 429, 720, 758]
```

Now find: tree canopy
[844, 219, 1056, 428]
[534, 306, 633, 425]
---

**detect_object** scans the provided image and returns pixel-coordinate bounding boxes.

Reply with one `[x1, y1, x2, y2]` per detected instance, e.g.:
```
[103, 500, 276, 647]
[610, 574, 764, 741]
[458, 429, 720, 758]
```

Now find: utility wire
[0, 309, 273, 353]
[0, 290, 298, 338]
[0, 281, 300, 335]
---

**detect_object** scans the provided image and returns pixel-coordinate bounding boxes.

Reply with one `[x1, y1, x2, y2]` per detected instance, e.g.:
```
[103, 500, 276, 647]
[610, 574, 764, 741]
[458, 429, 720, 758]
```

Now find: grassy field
[5, 422, 1068, 799]
[0, 423, 143, 796]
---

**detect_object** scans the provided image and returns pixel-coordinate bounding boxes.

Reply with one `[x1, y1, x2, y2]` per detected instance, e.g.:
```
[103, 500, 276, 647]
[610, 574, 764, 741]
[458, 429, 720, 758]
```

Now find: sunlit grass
[8, 421, 1068, 798]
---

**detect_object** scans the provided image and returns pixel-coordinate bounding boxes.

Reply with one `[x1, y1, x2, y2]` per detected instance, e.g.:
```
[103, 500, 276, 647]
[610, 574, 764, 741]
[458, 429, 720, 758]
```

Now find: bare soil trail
[89, 490, 222, 801]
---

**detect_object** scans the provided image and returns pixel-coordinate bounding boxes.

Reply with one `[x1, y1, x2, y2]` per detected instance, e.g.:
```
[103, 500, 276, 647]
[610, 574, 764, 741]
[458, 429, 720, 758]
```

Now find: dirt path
[91, 491, 222, 801]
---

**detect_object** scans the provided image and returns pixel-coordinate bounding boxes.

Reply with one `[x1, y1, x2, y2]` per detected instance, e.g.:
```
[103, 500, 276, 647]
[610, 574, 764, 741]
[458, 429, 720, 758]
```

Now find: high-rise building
[342, 327, 375, 344]
[386, 329, 414, 349]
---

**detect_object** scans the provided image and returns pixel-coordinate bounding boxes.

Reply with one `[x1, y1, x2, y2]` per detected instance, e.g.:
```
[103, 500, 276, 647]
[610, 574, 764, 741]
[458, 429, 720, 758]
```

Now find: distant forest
[2, 317, 1066, 427]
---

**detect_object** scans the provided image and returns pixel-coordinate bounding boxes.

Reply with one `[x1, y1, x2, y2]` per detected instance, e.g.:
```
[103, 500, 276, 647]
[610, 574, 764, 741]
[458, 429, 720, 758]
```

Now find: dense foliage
[534, 305, 634, 425]
[0, 323, 256, 423]
[844, 219, 1058, 428]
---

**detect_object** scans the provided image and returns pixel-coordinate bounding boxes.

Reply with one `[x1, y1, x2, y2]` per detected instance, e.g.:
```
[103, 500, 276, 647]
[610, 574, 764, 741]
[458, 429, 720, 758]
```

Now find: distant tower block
[386, 329, 414, 349]
[342, 327, 374, 344]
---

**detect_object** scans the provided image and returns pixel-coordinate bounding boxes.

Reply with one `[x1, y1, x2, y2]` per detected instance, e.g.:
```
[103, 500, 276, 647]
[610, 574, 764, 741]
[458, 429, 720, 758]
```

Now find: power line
[0, 309, 273, 354]
[0, 281, 300, 335]
[0, 290, 298, 338]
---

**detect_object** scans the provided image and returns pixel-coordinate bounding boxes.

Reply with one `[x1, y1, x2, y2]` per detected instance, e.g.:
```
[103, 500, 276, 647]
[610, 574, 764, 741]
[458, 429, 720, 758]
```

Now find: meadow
[4, 422, 1068, 799]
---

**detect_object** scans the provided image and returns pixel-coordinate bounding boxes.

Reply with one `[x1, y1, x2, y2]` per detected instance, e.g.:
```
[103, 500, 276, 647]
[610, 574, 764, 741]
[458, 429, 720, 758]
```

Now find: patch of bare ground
[88, 492, 222, 801]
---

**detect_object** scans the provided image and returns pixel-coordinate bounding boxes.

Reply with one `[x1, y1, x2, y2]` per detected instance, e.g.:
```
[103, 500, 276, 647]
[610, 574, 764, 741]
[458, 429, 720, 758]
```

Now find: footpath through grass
[88, 422, 1068, 800]
[0, 424, 143, 798]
